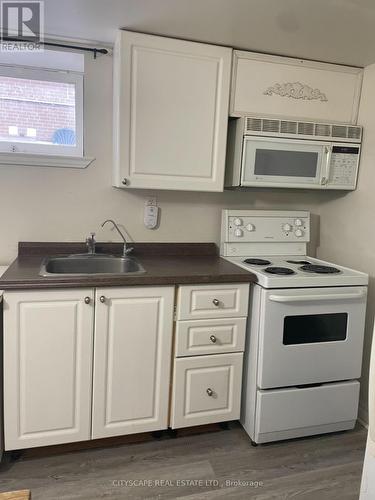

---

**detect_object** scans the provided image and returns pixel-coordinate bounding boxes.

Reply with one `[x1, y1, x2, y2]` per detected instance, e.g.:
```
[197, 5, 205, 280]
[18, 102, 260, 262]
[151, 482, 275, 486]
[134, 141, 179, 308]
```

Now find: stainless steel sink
[40, 254, 146, 276]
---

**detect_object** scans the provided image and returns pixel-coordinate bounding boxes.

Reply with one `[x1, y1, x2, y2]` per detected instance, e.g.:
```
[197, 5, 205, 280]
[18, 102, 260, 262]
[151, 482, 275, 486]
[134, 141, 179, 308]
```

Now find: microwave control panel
[328, 145, 360, 187]
[223, 210, 310, 243]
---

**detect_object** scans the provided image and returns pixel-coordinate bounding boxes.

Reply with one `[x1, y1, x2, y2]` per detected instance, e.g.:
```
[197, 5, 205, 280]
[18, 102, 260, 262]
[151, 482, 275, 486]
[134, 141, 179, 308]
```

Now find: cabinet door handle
[84, 297, 91, 304]
[212, 299, 220, 306]
[210, 335, 217, 343]
[206, 388, 214, 397]
[100, 296, 106, 303]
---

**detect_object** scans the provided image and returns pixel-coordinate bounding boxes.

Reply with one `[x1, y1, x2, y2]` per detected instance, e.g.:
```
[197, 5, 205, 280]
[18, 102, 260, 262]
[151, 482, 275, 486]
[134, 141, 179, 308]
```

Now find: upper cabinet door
[92, 286, 174, 439]
[3, 289, 94, 450]
[113, 31, 232, 192]
[230, 51, 363, 124]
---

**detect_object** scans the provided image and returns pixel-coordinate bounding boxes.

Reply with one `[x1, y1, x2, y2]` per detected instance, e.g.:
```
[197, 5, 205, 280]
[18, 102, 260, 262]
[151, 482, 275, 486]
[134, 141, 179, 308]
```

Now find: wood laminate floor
[0, 423, 367, 500]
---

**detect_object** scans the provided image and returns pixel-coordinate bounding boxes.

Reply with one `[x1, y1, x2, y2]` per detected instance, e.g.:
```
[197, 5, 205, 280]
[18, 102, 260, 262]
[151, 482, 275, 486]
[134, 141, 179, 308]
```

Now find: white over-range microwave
[225, 116, 362, 190]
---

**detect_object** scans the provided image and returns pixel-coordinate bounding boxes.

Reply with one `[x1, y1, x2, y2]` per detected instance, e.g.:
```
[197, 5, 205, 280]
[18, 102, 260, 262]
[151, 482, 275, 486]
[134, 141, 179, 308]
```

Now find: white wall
[316, 63, 375, 424]
[0, 52, 326, 264]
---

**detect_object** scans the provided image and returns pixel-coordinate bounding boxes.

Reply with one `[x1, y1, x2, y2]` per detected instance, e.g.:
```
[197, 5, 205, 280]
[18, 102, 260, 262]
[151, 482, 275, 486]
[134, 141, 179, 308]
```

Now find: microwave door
[241, 138, 329, 188]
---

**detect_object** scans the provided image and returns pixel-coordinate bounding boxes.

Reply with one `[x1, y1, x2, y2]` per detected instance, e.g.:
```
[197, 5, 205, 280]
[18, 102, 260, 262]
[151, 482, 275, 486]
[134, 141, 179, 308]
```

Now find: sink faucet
[101, 219, 133, 257]
[86, 232, 96, 254]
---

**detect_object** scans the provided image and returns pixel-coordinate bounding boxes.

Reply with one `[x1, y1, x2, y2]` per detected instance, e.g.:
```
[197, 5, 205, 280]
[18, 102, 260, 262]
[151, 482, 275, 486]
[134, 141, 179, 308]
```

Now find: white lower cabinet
[171, 353, 243, 428]
[3, 289, 95, 450]
[3, 283, 248, 449]
[171, 284, 250, 429]
[3, 286, 174, 450]
[92, 286, 174, 438]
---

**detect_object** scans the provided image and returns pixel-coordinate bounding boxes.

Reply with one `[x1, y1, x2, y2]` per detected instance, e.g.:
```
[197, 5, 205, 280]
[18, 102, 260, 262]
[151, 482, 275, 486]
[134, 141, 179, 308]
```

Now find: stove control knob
[234, 228, 244, 238]
[246, 223, 255, 232]
[294, 229, 304, 238]
[294, 219, 303, 227]
[233, 218, 243, 226]
[282, 223, 292, 232]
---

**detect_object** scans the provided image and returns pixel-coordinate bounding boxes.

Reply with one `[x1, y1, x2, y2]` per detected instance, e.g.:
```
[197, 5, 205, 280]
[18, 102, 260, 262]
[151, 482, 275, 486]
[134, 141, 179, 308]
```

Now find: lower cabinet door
[4, 289, 95, 450]
[92, 286, 174, 438]
[171, 353, 243, 428]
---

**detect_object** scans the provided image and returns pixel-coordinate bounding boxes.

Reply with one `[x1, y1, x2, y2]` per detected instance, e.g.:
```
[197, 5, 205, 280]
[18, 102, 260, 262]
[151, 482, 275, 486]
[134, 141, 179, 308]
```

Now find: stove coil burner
[264, 267, 295, 275]
[300, 264, 341, 274]
[286, 260, 312, 265]
[243, 258, 271, 266]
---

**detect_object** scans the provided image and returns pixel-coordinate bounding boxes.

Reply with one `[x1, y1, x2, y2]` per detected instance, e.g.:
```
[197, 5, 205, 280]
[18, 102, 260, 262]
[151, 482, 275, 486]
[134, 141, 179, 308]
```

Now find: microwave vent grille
[298, 122, 314, 135]
[280, 121, 297, 134]
[348, 126, 362, 140]
[246, 117, 262, 132]
[261, 119, 280, 133]
[332, 125, 347, 138]
[315, 124, 331, 137]
[244, 116, 362, 142]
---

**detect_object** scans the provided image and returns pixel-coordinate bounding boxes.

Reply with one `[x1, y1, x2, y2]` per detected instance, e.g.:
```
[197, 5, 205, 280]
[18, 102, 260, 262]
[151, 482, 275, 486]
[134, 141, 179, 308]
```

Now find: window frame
[0, 65, 84, 158]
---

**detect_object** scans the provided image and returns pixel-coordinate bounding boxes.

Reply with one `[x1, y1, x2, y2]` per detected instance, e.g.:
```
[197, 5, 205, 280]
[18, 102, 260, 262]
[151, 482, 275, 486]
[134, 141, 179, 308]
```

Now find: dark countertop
[0, 242, 256, 290]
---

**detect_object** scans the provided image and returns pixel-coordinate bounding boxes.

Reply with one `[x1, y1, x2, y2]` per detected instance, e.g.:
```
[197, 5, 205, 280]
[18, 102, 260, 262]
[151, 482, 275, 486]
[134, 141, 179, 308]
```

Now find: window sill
[0, 152, 95, 169]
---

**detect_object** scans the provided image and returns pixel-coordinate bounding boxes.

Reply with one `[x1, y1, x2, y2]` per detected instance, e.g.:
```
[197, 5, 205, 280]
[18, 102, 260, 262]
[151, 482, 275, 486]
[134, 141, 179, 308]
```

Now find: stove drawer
[175, 318, 247, 357]
[177, 284, 250, 320]
[254, 381, 360, 443]
[170, 353, 243, 428]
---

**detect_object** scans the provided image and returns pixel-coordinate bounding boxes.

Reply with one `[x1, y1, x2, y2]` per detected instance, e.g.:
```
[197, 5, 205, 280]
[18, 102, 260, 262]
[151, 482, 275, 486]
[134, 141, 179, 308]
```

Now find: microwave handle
[320, 145, 332, 186]
[269, 290, 366, 303]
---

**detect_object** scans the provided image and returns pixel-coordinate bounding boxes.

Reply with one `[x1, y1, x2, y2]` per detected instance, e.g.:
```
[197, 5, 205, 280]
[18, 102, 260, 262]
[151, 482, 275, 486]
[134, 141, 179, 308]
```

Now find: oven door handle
[269, 291, 366, 303]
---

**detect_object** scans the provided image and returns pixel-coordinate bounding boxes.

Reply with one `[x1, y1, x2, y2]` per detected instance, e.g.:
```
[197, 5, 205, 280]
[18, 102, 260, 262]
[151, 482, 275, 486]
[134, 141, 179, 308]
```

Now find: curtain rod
[2, 37, 109, 58]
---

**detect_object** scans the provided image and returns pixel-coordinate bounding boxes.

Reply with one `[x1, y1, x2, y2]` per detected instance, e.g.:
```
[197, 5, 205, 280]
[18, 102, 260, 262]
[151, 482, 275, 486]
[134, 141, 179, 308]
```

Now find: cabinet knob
[209, 335, 217, 343]
[100, 296, 106, 303]
[212, 299, 220, 307]
[84, 297, 91, 304]
[206, 388, 214, 397]
[122, 178, 128, 186]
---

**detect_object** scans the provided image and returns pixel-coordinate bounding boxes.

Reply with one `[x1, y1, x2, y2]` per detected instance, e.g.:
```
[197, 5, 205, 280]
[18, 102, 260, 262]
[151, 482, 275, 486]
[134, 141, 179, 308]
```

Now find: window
[0, 65, 83, 157]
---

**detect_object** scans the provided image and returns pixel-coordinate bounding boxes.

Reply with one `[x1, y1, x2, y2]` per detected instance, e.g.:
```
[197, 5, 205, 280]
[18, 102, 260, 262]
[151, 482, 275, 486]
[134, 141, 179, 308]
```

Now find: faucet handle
[86, 232, 96, 254]
[124, 246, 134, 256]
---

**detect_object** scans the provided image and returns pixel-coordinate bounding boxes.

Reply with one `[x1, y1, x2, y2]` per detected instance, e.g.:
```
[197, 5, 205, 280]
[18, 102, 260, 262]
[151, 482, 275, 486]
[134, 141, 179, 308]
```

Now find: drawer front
[171, 353, 243, 428]
[175, 317, 247, 357]
[177, 284, 249, 320]
[255, 381, 360, 438]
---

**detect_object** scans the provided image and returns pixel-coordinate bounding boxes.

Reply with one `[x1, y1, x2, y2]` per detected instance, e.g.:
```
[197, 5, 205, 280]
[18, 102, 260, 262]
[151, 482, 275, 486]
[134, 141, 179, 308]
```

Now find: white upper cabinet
[113, 31, 232, 192]
[230, 51, 363, 124]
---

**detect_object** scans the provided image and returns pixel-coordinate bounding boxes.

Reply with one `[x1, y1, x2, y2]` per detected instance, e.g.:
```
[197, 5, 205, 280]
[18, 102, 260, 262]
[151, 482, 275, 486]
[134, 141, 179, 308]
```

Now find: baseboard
[358, 404, 369, 429]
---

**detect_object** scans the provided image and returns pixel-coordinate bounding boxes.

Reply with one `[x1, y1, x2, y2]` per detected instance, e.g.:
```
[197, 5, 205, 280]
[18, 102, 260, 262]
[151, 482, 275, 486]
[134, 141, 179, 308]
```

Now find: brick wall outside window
[0, 77, 76, 143]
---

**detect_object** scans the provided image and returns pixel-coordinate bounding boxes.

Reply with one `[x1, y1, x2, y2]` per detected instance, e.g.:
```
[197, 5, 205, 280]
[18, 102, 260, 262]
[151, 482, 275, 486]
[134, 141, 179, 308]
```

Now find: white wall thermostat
[144, 198, 159, 229]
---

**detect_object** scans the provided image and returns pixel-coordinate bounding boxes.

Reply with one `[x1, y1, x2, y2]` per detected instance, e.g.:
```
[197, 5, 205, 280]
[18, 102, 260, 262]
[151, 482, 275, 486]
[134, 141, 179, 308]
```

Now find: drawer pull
[212, 299, 220, 307]
[209, 335, 217, 343]
[206, 388, 214, 397]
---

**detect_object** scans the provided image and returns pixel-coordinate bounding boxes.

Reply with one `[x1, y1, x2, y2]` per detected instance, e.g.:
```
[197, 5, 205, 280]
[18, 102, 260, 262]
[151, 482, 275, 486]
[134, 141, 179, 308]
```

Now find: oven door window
[241, 138, 327, 186]
[283, 313, 348, 345]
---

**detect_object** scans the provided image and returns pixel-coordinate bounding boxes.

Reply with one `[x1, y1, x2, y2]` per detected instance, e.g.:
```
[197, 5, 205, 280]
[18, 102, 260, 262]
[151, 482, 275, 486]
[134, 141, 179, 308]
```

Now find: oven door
[257, 286, 367, 389]
[241, 137, 330, 188]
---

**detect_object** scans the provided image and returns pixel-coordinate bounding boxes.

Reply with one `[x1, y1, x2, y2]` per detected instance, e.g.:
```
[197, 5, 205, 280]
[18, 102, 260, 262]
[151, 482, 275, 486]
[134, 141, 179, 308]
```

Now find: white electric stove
[221, 210, 368, 444]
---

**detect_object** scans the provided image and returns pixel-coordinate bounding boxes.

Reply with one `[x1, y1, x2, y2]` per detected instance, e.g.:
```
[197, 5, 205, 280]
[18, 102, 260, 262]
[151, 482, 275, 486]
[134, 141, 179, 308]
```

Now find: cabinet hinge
[173, 305, 177, 321]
